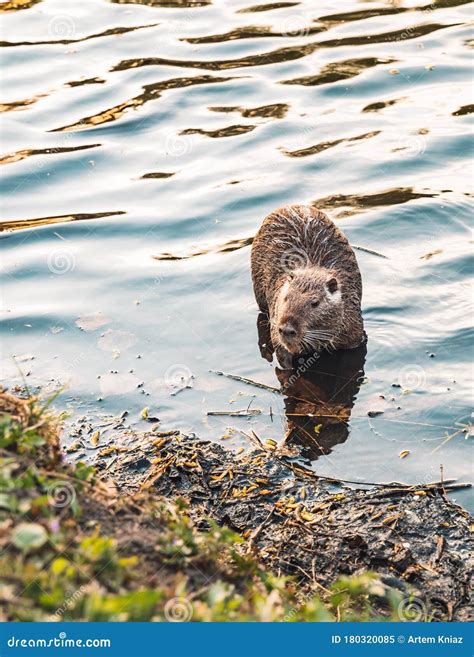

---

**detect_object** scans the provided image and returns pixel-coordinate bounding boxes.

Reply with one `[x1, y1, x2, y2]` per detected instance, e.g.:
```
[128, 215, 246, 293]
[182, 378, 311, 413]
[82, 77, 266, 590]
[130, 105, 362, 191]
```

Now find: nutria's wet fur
[251, 205, 364, 355]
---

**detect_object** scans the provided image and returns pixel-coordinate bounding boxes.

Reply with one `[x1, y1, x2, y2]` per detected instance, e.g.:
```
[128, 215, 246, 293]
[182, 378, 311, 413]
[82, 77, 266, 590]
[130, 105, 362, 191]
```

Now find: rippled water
[1, 0, 473, 509]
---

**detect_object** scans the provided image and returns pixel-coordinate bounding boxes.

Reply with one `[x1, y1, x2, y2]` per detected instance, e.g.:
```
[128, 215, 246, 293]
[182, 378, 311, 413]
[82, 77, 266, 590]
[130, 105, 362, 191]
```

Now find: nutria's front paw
[275, 346, 293, 369]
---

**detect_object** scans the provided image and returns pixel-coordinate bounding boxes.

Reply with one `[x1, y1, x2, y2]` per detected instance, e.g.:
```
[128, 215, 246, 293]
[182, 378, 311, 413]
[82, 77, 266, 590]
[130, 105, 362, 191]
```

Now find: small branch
[210, 370, 280, 393]
[351, 244, 389, 259]
[430, 428, 466, 454]
[207, 409, 262, 417]
[239, 429, 265, 450]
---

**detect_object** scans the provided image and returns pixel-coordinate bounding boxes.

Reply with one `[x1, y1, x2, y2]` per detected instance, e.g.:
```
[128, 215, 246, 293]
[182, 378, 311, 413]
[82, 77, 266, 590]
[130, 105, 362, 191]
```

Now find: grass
[0, 391, 404, 622]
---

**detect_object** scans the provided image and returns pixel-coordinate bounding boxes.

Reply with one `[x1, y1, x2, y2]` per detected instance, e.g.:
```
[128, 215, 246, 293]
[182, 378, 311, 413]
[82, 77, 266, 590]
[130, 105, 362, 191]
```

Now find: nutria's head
[271, 267, 343, 354]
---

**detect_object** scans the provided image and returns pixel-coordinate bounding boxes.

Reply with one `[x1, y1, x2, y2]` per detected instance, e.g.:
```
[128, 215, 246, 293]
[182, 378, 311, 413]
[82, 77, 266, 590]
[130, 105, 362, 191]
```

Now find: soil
[102, 429, 474, 621]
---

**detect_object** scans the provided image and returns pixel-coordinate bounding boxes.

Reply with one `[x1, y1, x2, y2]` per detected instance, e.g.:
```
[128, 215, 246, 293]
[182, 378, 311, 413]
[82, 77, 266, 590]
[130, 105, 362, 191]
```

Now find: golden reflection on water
[140, 171, 176, 179]
[181, 124, 257, 138]
[237, 2, 301, 13]
[50, 75, 233, 132]
[313, 188, 438, 218]
[0, 0, 41, 12]
[209, 104, 290, 119]
[183, 24, 326, 44]
[0, 95, 43, 112]
[0, 23, 157, 47]
[0, 211, 126, 233]
[362, 97, 405, 113]
[0, 144, 100, 166]
[282, 131, 381, 158]
[110, 0, 211, 6]
[281, 57, 396, 86]
[453, 104, 474, 116]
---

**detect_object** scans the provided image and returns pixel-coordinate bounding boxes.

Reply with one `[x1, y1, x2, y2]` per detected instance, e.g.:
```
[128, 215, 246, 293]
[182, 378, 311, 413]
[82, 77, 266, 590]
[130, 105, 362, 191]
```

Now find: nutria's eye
[311, 299, 319, 308]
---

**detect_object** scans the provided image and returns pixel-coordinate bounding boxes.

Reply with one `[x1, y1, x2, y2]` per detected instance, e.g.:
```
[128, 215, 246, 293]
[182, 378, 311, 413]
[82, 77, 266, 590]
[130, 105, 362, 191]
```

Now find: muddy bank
[1, 391, 472, 622]
[103, 426, 473, 621]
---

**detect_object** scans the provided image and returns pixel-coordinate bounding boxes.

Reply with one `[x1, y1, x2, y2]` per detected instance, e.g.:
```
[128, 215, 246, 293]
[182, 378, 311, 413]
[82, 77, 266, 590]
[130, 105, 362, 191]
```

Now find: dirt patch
[1, 391, 472, 621]
[104, 429, 474, 621]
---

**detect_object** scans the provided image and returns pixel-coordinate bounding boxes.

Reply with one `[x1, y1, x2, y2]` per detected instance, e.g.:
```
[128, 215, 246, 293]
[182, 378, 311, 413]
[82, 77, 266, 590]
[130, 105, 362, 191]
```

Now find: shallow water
[1, 0, 473, 509]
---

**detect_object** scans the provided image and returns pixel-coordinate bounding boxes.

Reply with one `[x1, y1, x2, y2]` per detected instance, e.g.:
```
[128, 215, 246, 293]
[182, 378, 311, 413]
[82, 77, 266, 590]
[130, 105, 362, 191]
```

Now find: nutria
[251, 205, 364, 357]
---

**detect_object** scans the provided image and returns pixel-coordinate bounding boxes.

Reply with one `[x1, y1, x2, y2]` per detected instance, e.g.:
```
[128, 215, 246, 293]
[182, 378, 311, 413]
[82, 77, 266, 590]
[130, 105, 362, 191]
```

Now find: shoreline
[1, 391, 472, 622]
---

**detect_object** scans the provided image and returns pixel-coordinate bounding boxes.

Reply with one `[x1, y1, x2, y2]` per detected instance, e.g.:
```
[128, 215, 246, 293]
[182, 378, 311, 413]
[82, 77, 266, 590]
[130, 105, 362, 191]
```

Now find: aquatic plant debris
[1, 392, 472, 621]
[103, 422, 473, 621]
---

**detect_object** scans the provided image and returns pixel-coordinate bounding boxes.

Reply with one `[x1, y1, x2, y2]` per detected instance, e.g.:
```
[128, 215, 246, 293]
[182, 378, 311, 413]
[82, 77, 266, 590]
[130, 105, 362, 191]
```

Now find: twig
[351, 244, 389, 259]
[207, 409, 261, 417]
[437, 482, 472, 491]
[440, 464, 446, 498]
[37, 468, 93, 486]
[431, 535, 445, 566]
[210, 369, 350, 409]
[312, 557, 332, 594]
[431, 428, 466, 454]
[279, 559, 332, 595]
[140, 455, 176, 489]
[210, 370, 280, 393]
[273, 454, 468, 491]
[238, 429, 265, 450]
[246, 508, 275, 552]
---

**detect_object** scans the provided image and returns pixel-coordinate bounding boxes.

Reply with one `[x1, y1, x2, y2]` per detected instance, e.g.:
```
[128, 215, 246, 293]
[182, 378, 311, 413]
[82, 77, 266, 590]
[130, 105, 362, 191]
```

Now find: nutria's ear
[326, 277, 338, 294]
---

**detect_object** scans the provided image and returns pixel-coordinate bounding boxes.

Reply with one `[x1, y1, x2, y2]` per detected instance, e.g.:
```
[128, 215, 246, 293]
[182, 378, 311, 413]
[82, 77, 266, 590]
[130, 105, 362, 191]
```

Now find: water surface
[1, 0, 473, 509]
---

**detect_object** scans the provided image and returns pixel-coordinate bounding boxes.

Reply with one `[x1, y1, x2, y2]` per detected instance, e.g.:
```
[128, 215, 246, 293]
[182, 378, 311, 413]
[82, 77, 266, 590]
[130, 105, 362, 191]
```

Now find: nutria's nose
[279, 323, 297, 339]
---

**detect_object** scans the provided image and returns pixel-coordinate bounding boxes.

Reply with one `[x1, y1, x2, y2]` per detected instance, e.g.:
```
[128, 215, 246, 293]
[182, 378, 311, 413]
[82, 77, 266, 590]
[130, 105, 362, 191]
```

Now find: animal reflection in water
[257, 313, 366, 462]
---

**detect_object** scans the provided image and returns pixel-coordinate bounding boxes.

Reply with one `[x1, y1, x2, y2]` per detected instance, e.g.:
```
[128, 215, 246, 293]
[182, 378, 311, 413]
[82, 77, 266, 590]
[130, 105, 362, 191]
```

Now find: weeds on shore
[0, 392, 402, 622]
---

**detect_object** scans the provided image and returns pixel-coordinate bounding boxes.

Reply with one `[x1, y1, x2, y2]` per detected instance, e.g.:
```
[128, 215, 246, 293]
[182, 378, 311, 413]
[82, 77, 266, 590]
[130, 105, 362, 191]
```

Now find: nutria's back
[251, 205, 364, 354]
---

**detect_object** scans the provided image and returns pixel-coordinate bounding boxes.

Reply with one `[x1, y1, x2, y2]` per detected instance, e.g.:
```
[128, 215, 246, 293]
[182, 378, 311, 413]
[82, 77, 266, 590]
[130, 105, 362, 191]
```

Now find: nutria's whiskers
[306, 330, 333, 340]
